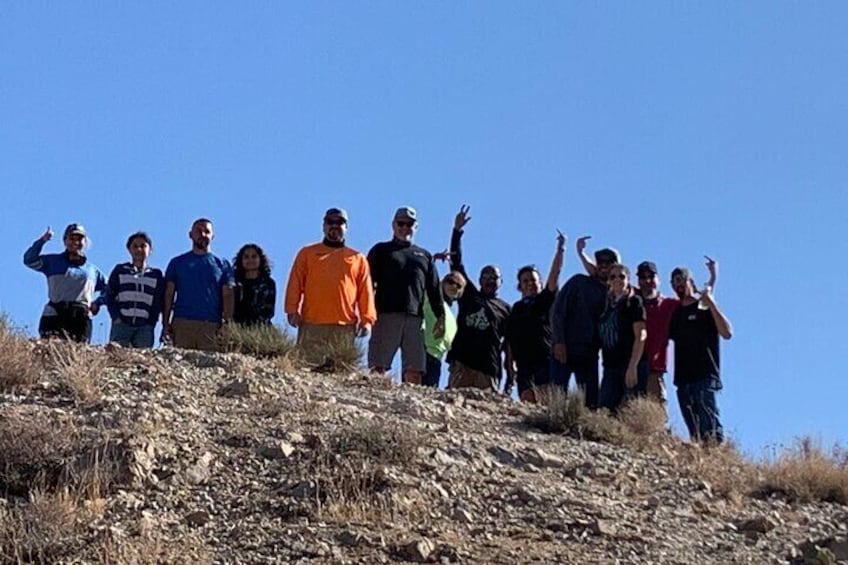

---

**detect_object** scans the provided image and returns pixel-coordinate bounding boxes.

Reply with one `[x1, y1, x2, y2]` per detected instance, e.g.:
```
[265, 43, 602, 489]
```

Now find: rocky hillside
[1, 342, 846, 564]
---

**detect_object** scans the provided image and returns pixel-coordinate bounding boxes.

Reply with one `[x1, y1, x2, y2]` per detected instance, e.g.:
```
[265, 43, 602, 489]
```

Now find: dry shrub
[0, 408, 80, 496]
[92, 533, 212, 563]
[0, 314, 38, 391]
[676, 440, 756, 499]
[220, 323, 297, 359]
[525, 388, 632, 445]
[42, 340, 108, 405]
[305, 420, 419, 522]
[618, 397, 668, 438]
[0, 487, 87, 563]
[757, 437, 848, 505]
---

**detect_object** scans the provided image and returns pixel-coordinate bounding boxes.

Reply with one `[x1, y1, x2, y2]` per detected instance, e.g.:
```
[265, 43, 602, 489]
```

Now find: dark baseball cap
[594, 247, 620, 264]
[637, 261, 658, 277]
[63, 223, 86, 238]
[324, 207, 348, 222]
[394, 206, 417, 221]
[670, 267, 692, 281]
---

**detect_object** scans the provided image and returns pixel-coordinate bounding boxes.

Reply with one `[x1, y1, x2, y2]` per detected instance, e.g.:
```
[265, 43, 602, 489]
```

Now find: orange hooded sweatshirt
[284, 242, 376, 326]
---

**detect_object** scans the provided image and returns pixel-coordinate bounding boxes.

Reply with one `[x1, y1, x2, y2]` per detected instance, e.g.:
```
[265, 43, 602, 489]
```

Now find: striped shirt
[106, 263, 164, 327]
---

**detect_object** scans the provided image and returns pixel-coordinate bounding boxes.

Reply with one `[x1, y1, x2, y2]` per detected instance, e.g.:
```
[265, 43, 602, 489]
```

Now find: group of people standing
[23, 205, 732, 443]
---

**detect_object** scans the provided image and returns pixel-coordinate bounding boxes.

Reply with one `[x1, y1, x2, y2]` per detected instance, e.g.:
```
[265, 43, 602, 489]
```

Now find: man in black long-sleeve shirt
[446, 205, 512, 393]
[367, 206, 445, 384]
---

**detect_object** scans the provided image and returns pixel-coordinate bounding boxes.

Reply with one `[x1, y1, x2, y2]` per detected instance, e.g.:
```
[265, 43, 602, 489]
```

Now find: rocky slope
[1, 345, 846, 564]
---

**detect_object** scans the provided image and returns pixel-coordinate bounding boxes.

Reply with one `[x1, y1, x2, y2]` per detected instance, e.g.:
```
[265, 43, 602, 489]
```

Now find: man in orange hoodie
[284, 208, 376, 362]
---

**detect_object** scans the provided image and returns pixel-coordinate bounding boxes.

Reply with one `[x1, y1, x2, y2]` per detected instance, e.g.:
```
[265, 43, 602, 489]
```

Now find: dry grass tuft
[296, 335, 364, 373]
[42, 341, 108, 405]
[0, 314, 39, 392]
[0, 408, 81, 496]
[675, 440, 757, 499]
[0, 488, 87, 563]
[525, 388, 633, 445]
[756, 437, 848, 505]
[303, 419, 420, 522]
[220, 323, 297, 359]
[617, 397, 668, 438]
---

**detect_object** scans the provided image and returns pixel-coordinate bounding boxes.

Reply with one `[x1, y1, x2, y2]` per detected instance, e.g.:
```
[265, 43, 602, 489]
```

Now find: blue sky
[1, 3, 845, 454]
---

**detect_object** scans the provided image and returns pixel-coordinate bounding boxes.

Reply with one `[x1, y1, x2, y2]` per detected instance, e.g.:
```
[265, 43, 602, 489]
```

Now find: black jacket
[367, 239, 444, 318]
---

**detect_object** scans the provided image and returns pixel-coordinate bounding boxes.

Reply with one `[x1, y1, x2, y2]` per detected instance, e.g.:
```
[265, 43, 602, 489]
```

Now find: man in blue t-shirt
[162, 218, 235, 351]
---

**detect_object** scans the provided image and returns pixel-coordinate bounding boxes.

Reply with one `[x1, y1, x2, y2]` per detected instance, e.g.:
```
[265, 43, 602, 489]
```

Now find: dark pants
[38, 303, 92, 343]
[423, 353, 442, 388]
[599, 359, 649, 413]
[516, 362, 552, 396]
[551, 353, 599, 409]
[676, 378, 724, 443]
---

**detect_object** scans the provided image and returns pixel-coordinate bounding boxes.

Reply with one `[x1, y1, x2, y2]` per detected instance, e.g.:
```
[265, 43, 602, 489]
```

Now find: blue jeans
[110, 322, 155, 348]
[550, 353, 599, 409]
[423, 353, 442, 388]
[599, 359, 649, 413]
[676, 378, 724, 443]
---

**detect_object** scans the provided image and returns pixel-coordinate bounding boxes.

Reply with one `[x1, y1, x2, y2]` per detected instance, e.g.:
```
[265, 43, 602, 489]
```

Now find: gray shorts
[367, 313, 425, 372]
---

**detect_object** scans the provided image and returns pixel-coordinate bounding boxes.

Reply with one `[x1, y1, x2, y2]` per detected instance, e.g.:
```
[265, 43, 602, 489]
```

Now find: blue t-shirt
[165, 251, 235, 322]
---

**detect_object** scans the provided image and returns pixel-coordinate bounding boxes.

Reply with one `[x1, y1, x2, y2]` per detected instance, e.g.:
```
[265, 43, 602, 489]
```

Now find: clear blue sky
[2, 3, 845, 454]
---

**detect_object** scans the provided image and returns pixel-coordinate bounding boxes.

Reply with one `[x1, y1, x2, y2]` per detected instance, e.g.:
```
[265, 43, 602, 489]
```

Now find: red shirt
[643, 295, 680, 373]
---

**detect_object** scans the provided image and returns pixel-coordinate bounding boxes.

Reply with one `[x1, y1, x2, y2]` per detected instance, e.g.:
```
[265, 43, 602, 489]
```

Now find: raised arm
[704, 255, 718, 290]
[545, 230, 566, 292]
[576, 235, 597, 277]
[449, 205, 472, 279]
[23, 227, 54, 271]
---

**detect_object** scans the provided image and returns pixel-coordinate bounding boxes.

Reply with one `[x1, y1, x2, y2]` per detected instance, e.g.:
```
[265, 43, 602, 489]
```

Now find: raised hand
[454, 205, 471, 231]
[704, 255, 717, 278]
[40, 226, 54, 242]
[556, 229, 566, 251]
[576, 235, 592, 254]
[433, 249, 453, 262]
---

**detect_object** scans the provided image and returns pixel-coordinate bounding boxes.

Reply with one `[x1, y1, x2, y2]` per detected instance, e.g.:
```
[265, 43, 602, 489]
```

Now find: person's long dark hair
[234, 243, 272, 281]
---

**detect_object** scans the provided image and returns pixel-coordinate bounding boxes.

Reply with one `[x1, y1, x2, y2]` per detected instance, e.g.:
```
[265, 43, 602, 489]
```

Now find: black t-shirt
[669, 301, 721, 386]
[367, 239, 444, 318]
[505, 288, 556, 373]
[447, 287, 511, 378]
[598, 293, 645, 368]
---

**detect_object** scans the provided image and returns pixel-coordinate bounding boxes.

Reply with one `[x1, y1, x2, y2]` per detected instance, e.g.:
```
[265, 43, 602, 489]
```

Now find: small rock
[397, 537, 435, 563]
[590, 519, 616, 537]
[451, 507, 474, 524]
[288, 480, 317, 499]
[216, 378, 250, 397]
[521, 446, 565, 468]
[185, 452, 214, 485]
[488, 445, 519, 466]
[184, 510, 210, 526]
[735, 516, 776, 535]
[337, 530, 364, 547]
[259, 441, 296, 460]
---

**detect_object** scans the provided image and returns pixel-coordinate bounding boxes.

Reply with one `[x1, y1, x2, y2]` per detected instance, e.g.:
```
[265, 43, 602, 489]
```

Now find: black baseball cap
[670, 267, 692, 281]
[637, 261, 658, 277]
[324, 207, 348, 222]
[594, 248, 620, 264]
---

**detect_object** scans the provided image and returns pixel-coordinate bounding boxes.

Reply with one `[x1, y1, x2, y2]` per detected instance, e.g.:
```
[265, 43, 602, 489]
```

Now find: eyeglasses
[609, 273, 627, 280]
[325, 219, 346, 227]
[481, 273, 501, 281]
[395, 220, 415, 228]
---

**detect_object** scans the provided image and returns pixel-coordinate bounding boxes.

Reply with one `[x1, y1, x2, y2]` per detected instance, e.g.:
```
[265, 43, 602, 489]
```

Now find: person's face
[392, 217, 417, 242]
[190, 221, 214, 251]
[638, 271, 659, 296]
[608, 267, 629, 294]
[596, 257, 615, 281]
[323, 215, 347, 242]
[128, 237, 151, 264]
[64, 234, 85, 254]
[671, 274, 693, 299]
[479, 266, 502, 295]
[519, 270, 542, 298]
[442, 277, 464, 300]
[241, 247, 261, 272]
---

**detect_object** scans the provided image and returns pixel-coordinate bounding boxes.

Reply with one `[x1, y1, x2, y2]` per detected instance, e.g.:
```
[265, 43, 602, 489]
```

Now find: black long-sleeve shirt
[367, 239, 444, 319]
[233, 275, 276, 325]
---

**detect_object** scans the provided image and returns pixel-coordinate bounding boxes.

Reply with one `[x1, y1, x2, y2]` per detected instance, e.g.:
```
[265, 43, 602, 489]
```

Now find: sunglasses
[609, 273, 627, 280]
[638, 272, 656, 280]
[481, 273, 501, 281]
[444, 279, 461, 287]
[325, 219, 346, 227]
[671, 275, 689, 284]
[395, 220, 415, 228]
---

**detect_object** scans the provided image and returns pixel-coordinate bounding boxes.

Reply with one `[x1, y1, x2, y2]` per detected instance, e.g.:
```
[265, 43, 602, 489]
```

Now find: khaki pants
[172, 318, 220, 352]
[297, 323, 356, 364]
[448, 361, 498, 392]
[646, 371, 668, 403]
